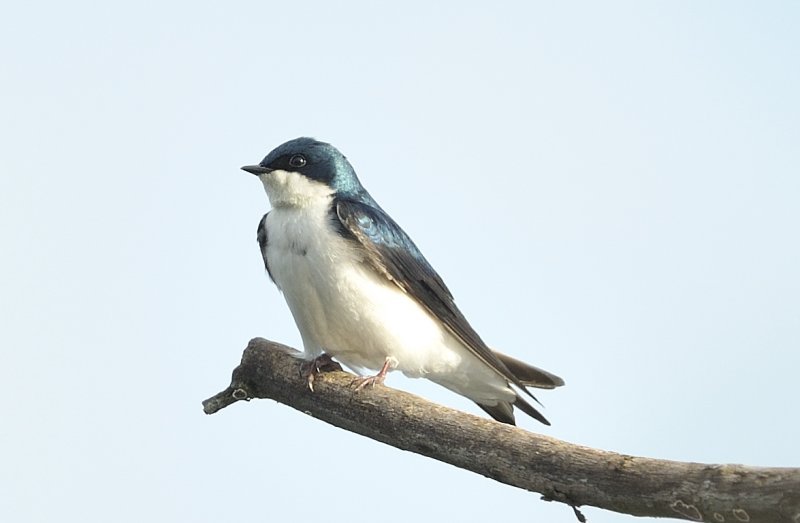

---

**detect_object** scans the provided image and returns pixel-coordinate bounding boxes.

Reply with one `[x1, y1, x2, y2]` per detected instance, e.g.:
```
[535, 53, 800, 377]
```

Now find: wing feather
[256, 213, 275, 283]
[334, 198, 537, 399]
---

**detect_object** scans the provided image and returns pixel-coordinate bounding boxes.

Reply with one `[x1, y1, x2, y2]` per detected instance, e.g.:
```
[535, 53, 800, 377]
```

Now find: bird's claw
[299, 353, 340, 391]
[350, 357, 394, 392]
[351, 374, 386, 391]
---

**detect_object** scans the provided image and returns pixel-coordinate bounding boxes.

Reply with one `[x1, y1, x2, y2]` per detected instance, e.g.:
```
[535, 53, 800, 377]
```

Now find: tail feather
[476, 351, 563, 425]
[476, 401, 516, 425]
[512, 396, 551, 426]
[475, 396, 551, 426]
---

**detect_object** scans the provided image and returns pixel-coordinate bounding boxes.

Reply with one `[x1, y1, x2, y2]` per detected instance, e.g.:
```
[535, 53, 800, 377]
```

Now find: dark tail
[477, 352, 564, 425]
[476, 397, 550, 426]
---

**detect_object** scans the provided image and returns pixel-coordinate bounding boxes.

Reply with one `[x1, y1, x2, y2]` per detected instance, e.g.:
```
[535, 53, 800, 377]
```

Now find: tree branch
[203, 338, 800, 522]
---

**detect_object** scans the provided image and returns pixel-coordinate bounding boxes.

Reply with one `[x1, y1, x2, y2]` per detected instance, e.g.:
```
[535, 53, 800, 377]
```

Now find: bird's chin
[258, 168, 288, 200]
[260, 169, 334, 209]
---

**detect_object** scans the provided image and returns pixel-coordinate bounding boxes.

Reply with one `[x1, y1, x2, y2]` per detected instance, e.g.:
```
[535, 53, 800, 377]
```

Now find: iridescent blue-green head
[242, 137, 369, 207]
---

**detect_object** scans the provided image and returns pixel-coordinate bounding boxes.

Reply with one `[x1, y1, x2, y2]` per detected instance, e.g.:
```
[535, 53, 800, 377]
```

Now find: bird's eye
[289, 154, 307, 168]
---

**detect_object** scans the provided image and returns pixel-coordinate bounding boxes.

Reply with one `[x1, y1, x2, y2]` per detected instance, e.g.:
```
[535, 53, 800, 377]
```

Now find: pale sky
[1, 2, 798, 522]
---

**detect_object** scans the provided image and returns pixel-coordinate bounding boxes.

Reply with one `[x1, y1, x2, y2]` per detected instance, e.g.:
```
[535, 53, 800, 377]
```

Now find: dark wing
[335, 198, 539, 400]
[256, 213, 275, 283]
[494, 351, 564, 389]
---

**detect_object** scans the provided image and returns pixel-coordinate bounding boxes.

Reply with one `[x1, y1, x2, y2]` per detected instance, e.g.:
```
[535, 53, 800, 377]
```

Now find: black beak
[241, 165, 272, 175]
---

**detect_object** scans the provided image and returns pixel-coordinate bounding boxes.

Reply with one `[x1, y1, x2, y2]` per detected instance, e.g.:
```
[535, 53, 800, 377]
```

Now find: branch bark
[203, 338, 800, 522]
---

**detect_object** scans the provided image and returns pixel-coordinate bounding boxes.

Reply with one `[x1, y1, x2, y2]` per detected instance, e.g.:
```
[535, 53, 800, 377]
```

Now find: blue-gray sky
[1, 2, 798, 522]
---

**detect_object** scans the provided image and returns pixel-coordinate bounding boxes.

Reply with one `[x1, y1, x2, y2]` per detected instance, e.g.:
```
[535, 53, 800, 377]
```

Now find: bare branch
[203, 338, 800, 522]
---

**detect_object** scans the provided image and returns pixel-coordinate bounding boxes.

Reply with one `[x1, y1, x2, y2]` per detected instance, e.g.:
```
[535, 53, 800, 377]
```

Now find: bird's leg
[299, 353, 340, 392]
[352, 357, 395, 391]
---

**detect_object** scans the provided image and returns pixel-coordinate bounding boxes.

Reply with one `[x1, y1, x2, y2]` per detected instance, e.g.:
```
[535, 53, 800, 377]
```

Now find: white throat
[259, 169, 334, 209]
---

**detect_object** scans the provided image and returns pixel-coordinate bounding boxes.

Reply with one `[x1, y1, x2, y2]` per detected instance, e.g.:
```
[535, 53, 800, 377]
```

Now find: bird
[242, 137, 564, 425]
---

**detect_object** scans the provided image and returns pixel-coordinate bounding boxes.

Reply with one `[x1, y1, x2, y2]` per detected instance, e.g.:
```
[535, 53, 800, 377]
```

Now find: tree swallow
[242, 137, 564, 425]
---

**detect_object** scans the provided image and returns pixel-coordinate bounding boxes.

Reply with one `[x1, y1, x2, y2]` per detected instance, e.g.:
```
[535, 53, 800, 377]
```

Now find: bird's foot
[351, 357, 394, 392]
[300, 353, 340, 392]
[351, 374, 386, 391]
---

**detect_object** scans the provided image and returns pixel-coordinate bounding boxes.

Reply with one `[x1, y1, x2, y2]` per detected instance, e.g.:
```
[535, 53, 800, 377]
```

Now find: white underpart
[259, 169, 516, 406]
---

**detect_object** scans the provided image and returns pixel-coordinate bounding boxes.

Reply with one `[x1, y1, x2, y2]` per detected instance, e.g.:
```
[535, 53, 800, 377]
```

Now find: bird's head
[242, 137, 364, 208]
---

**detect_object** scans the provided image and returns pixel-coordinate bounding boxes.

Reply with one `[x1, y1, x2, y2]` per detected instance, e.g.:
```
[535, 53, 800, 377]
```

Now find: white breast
[265, 198, 449, 372]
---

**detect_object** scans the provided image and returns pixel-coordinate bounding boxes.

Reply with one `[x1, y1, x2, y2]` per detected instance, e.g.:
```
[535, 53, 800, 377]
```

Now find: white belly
[265, 204, 459, 374]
